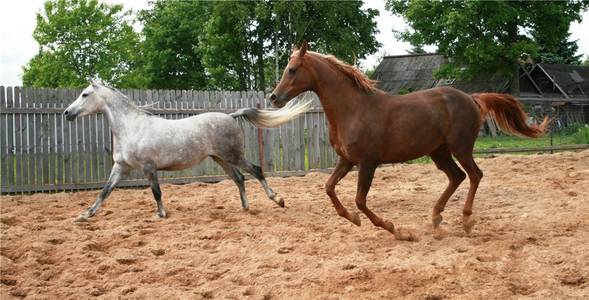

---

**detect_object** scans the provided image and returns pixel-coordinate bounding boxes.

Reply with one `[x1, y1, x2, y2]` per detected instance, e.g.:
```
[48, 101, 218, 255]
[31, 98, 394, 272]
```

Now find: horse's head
[64, 79, 106, 121]
[269, 41, 315, 108]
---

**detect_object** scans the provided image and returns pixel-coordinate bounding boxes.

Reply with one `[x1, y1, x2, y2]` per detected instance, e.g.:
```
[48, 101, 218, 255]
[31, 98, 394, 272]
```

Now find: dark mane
[318, 53, 378, 93]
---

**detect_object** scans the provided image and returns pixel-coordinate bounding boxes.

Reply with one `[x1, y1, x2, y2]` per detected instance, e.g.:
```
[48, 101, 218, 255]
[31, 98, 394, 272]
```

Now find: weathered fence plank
[21, 88, 31, 190]
[6, 87, 16, 187]
[0, 87, 8, 188]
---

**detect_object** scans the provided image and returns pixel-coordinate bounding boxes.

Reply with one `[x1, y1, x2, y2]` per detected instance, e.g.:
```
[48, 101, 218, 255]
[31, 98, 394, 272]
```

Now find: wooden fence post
[256, 103, 264, 174]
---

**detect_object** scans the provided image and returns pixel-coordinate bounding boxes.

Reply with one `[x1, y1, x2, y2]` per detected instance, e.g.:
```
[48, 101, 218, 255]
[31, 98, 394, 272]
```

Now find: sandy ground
[1, 151, 588, 299]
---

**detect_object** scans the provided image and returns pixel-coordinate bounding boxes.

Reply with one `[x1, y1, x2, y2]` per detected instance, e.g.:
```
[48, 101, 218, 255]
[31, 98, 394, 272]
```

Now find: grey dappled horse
[64, 80, 311, 222]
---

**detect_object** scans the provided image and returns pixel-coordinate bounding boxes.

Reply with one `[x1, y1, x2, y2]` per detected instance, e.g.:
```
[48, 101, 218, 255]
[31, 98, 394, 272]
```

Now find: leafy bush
[572, 125, 589, 144]
[396, 87, 412, 95]
[561, 123, 585, 135]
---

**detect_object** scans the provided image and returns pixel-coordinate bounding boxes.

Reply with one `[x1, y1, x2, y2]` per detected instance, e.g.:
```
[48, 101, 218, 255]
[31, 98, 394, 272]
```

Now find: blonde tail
[230, 98, 312, 128]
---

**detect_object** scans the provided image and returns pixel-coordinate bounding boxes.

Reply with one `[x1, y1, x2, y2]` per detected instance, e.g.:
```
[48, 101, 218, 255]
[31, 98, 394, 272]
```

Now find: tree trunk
[507, 21, 520, 96]
[257, 32, 266, 91]
[509, 64, 520, 96]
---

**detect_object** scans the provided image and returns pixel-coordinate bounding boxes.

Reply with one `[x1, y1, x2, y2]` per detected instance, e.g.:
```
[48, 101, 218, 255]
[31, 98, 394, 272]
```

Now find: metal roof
[372, 54, 589, 102]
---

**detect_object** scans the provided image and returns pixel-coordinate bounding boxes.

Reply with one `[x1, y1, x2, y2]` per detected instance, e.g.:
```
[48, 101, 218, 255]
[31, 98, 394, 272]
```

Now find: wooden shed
[372, 54, 589, 127]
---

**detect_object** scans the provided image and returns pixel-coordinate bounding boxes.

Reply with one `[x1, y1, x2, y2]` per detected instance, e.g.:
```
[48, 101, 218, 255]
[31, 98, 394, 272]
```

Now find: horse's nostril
[64, 110, 69, 115]
[270, 94, 277, 101]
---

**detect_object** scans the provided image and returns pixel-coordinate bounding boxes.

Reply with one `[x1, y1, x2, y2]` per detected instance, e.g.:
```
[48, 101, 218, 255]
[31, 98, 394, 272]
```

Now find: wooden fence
[0, 86, 337, 194]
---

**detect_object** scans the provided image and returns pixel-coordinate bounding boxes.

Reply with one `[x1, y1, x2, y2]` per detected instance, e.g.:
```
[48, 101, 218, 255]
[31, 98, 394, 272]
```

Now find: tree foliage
[200, 1, 264, 90]
[23, 0, 141, 88]
[271, 1, 381, 65]
[535, 34, 583, 65]
[386, 0, 588, 89]
[138, 0, 211, 90]
[23, 0, 380, 90]
[200, 0, 381, 91]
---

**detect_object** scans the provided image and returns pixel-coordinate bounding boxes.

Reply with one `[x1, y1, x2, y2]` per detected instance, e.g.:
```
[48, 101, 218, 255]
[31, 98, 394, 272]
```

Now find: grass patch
[571, 126, 589, 144]
[474, 134, 577, 149]
[407, 131, 588, 164]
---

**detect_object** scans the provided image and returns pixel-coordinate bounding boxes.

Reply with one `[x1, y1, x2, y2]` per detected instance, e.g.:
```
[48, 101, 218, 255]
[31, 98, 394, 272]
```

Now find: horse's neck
[314, 73, 366, 128]
[103, 100, 148, 140]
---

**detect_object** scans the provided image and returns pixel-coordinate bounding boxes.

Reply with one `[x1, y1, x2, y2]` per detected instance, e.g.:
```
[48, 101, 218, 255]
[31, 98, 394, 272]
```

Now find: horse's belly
[155, 150, 208, 171]
[337, 134, 442, 164]
[381, 140, 441, 163]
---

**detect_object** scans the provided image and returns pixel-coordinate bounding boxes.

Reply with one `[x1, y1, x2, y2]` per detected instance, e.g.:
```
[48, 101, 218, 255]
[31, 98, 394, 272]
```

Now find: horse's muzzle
[63, 109, 78, 121]
[268, 93, 287, 108]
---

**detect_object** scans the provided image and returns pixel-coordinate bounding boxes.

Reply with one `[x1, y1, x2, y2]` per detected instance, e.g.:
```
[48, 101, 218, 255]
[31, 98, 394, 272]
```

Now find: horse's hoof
[74, 214, 90, 223]
[157, 211, 167, 219]
[394, 228, 418, 242]
[276, 197, 285, 208]
[432, 214, 443, 229]
[463, 215, 475, 234]
[350, 212, 361, 226]
[382, 220, 396, 235]
[432, 227, 448, 240]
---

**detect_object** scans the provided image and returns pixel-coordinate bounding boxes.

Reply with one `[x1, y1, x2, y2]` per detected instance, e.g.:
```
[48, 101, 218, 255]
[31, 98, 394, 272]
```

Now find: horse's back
[166, 112, 243, 149]
[176, 112, 235, 127]
[406, 87, 482, 152]
[184, 112, 246, 162]
[397, 87, 479, 123]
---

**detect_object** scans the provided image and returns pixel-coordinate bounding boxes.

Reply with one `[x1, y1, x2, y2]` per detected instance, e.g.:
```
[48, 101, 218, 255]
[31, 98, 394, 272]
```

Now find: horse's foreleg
[355, 161, 417, 241]
[325, 157, 360, 225]
[145, 169, 166, 218]
[239, 159, 284, 208]
[75, 163, 124, 222]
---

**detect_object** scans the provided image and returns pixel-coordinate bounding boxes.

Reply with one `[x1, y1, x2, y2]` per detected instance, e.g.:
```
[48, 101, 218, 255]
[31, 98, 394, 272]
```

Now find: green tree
[23, 52, 80, 88]
[386, 0, 588, 94]
[199, 0, 381, 91]
[271, 1, 381, 65]
[535, 34, 583, 65]
[200, 1, 262, 90]
[22, 0, 141, 88]
[406, 45, 426, 55]
[138, 0, 211, 90]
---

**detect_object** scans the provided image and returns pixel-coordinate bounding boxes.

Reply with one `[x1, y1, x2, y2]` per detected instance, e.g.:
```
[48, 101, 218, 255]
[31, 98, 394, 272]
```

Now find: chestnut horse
[269, 42, 548, 240]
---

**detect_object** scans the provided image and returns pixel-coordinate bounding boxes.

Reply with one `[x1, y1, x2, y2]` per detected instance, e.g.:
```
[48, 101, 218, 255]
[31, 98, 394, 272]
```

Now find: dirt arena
[1, 151, 588, 299]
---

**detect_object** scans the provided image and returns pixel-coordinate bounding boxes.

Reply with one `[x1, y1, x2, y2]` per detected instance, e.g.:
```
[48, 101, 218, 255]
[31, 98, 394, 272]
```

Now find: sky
[1, 0, 588, 87]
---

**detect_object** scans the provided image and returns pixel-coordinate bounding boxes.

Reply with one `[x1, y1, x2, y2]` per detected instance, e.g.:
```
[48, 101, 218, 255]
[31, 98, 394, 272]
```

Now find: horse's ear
[291, 43, 298, 55]
[299, 40, 308, 57]
[87, 76, 98, 88]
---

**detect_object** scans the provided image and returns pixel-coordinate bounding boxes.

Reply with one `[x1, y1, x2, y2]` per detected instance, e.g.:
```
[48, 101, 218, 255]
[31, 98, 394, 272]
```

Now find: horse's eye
[288, 68, 296, 75]
[82, 93, 89, 97]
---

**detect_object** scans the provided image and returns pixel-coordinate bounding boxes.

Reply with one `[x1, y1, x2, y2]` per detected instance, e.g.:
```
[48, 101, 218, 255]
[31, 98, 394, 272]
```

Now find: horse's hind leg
[144, 167, 166, 218]
[354, 161, 416, 241]
[75, 163, 125, 222]
[212, 157, 249, 210]
[429, 145, 466, 228]
[453, 152, 483, 234]
[236, 159, 284, 208]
